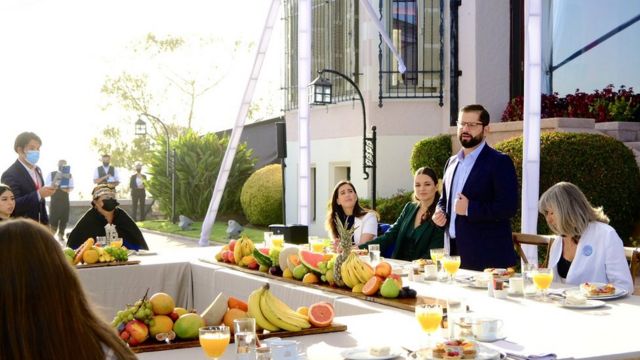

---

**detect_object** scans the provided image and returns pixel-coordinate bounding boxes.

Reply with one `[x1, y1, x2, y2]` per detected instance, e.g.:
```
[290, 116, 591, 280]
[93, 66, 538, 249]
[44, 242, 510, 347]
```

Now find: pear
[292, 264, 309, 280]
[380, 278, 400, 298]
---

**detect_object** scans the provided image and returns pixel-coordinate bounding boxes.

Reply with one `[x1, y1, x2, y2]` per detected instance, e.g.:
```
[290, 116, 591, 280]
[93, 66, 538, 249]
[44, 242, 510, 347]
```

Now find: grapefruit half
[308, 302, 334, 327]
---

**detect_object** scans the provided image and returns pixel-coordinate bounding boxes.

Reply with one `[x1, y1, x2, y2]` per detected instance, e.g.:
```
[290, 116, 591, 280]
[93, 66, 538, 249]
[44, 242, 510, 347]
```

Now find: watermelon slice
[252, 248, 272, 267]
[298, 249, 324, 273]
[307, 302, 334, 327]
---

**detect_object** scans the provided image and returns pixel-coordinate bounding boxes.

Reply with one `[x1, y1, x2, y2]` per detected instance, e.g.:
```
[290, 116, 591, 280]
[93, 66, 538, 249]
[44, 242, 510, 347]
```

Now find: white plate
[560, 299, 606, 309]
[129, 250, 157, 256]
[564, 284, 628, 300]
[408, 343, 502, 360]
[340, 347, 403, 360]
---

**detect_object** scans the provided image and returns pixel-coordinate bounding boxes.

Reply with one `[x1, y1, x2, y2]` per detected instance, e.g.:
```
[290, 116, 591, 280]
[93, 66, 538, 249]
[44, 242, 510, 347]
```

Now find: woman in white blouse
[325, 180, 378, 246]
[539, 182, 633, 293]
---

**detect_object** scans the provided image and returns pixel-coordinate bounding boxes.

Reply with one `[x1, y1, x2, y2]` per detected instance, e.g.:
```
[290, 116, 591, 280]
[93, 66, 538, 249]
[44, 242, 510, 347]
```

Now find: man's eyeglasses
[457, 121, 484, 129]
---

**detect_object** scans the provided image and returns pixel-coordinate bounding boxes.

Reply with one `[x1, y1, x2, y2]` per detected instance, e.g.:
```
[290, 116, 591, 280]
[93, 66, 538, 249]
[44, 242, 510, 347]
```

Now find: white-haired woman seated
[539, 182, 633, 294]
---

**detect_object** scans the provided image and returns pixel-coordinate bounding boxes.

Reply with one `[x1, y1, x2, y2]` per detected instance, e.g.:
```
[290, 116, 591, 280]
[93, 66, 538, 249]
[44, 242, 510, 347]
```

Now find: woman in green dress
[360, 167, 444, 260]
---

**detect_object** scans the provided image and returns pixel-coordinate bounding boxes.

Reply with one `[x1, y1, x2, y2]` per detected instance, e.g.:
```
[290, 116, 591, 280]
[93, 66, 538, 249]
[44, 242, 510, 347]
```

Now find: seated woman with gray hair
[67, 184, 149, 251]
[539, 182, 633, 293]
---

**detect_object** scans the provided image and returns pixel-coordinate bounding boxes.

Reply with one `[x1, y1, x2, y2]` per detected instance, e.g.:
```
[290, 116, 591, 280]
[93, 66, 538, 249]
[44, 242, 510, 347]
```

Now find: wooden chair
[624, 247, 640, 289]
[512, 233, 555, 268]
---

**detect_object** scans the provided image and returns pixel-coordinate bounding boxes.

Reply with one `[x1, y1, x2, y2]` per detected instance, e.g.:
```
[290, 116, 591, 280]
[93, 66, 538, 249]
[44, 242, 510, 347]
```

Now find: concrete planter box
[449, 117, 600, 153]
[595, 121, 640, 142]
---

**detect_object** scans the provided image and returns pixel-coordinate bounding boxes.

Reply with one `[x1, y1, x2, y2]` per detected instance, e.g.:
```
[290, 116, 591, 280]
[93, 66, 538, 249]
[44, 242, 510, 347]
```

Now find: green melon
[298, 249, 324, 273]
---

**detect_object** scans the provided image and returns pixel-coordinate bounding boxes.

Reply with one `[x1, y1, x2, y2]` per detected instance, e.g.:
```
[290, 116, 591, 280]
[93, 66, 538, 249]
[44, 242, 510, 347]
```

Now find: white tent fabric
[359, 0, 407, 74]
[521, 0, 542, 263]
[199, 0, 281, 246]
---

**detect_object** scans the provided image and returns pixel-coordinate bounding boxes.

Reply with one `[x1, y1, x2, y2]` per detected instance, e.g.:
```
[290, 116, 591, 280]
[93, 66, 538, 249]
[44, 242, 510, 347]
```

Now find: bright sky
[0, 0, 283, 199]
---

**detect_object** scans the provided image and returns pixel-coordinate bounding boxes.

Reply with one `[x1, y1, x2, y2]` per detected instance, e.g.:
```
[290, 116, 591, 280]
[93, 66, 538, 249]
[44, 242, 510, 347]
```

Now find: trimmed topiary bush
[410, 134, 452, 178]
[376, 190, 414, 224]
[495, 132, 640, 244]
[240, 164, 283, 226]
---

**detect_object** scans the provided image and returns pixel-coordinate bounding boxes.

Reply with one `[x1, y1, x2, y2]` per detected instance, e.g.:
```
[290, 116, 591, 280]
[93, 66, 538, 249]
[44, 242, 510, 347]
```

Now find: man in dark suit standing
[1, 132, 56, 224]
[129, 161, 147, 221]
[433, 105, 519, 271]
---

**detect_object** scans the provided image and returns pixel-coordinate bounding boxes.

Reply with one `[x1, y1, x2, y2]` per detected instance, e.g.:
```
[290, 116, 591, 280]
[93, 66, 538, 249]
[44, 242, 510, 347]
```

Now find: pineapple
[332, 214, 357, 287]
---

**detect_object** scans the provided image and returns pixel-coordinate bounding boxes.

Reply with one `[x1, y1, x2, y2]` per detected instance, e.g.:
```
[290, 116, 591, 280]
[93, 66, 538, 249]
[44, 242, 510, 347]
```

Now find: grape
[144, 319, 150, 325]
[145, 309, 152, 317]
[117, 310, 124, 317]
[149, 319, 155, 327]
[135, 300, 142, 307]
[127, 314, 134, 321]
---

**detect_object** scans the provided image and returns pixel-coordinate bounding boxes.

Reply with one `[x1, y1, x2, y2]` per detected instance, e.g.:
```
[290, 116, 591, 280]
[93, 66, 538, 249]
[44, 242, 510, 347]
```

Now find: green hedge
[240, 164, 283, 226]
[410, 134, 452, 178]
[495, 132, 640, 244]
[361, 191, 413, 224]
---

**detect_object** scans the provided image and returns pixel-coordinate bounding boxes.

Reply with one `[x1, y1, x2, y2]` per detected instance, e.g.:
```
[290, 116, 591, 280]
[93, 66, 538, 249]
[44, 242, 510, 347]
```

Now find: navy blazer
[1, 159, 49, 224]
[437, 144, 518, 270]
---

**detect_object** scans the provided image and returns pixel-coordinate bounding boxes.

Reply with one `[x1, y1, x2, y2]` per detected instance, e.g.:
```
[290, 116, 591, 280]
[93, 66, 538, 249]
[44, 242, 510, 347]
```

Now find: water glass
[234, 318, 257, 359]
[522, 263, 538, 297]
[263, 232, 273, 248]
[96, 236, 107, 247]
[368, 244, 381, 265]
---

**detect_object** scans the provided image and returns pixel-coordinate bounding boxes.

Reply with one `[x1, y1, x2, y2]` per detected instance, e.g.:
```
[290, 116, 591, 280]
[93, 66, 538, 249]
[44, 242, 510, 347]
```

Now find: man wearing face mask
[67, 184, 148, 250]
[93, 154, 120, 186]
[45, 159, 74, 242]
[1, 132, 56, 224]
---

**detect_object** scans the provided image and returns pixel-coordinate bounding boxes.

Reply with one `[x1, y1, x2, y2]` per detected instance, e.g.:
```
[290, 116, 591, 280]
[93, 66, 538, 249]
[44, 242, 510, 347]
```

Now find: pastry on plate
[579, 282, 615, 296]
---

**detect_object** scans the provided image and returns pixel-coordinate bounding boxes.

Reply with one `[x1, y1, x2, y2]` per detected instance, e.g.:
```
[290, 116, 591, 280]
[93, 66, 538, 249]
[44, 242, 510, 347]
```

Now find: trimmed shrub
[376, 190, 414, 224]
[240, 164, 283, 226]
[147, 130, 256, 220]
[410, 134, 452, 178]
[495, 132, 640, 244]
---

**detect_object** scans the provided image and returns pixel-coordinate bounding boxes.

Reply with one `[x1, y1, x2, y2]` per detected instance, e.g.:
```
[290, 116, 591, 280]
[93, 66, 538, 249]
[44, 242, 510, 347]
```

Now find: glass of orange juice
[271, 234, 285, 249]
[199, 326, 230, 360]
[532, 268, 554, 301]
[442, 255, 461, 283]
[415, 304, 443, 346]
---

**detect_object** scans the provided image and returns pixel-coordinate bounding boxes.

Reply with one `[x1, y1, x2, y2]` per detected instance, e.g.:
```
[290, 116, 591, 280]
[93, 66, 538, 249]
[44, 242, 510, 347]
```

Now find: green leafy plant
[495, 132, 640, 244]
[240, 164, 283, 226]
[375, 190, 414, 224]
[147, 130, 256, 220]
[410, 134, 452, 179]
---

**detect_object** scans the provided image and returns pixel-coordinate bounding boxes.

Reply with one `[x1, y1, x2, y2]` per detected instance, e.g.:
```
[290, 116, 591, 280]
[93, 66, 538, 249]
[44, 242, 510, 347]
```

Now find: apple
[247, 260, 259, 270]
[229, 239, 237, 252]
[119, 330, 130, 341]
[124, 319, 149, 346]
[388, 273, 403, 288]
[169, 307, 189, 322]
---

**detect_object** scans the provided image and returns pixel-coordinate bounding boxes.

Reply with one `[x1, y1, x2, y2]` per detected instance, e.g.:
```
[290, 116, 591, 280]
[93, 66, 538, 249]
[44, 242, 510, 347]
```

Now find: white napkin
[506, 352, 557, 360]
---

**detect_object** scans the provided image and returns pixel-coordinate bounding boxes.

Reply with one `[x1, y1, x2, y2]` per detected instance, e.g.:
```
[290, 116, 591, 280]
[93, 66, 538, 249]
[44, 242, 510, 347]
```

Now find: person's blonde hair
[0, 219, 136, 360]
[538, 182, 609, 239]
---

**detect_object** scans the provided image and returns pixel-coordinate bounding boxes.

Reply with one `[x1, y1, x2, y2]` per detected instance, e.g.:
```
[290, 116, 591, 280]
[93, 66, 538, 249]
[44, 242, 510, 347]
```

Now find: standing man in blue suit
[432, 105, 519, 271]
[1, 132, 56, 224]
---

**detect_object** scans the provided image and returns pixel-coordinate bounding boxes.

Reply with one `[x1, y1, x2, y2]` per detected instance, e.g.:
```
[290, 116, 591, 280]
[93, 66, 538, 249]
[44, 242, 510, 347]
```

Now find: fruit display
[214, 235, 258, 269]
[111, 290, 204, 346]
[64, 237, 128, 266]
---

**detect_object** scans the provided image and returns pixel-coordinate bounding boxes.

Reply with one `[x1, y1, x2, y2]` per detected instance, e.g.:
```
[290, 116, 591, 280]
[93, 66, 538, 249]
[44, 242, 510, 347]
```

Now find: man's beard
[459, 132, 484, 148]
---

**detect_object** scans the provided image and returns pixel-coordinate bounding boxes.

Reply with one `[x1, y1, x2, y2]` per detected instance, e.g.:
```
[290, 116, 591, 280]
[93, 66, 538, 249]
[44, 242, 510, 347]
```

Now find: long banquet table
[78, 246, 640, 359]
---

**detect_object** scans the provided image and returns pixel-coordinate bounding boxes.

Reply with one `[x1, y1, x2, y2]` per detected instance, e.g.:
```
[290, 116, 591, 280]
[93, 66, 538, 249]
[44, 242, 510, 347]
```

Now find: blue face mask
[25, 150, 40, 165]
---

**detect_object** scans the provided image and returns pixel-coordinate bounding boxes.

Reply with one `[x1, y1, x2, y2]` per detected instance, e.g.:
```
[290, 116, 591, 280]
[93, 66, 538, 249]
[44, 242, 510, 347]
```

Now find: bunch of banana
[248, 283, 310, 332]
[234, 235, 255, 265]
[97, 247, 114, 263]
[340, 252, 375, 288]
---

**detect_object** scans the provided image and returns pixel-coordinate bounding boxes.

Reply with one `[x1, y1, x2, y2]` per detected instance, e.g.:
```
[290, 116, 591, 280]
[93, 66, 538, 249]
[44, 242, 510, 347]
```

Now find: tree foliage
[147, 130, 256, 220]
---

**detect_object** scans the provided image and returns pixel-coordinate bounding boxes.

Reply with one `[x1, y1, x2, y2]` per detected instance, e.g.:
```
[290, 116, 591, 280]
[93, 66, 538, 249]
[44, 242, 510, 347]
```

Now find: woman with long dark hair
[0, 219, 137, 360]
[0, 183, 15, 221]
[325, 180, 378, 245]
[360, 167, 444, 260]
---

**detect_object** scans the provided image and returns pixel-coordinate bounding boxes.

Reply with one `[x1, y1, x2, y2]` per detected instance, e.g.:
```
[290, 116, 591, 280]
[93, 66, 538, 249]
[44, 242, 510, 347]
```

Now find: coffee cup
[424, 264, 438, 280]
[508, 277, 524, 295]
[471, 317, 504, 342]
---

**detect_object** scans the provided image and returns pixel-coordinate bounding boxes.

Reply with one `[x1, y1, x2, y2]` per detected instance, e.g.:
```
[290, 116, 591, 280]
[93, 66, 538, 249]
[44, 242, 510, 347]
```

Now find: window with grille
[283, 0, 359, 111]
[378, 0, 444, 106]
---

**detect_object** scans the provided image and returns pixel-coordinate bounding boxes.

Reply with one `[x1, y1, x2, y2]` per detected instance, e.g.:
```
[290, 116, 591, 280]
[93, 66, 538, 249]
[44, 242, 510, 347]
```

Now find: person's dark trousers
[50, 191, 69, 239]
[131, 188, 146, 221]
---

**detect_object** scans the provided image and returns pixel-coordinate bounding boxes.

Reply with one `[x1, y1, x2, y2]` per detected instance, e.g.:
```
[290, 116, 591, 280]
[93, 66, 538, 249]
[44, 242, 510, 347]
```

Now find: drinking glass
[442, 255, 461, 283]
[532, 267, 554, 301]
[368, 244, 381, 265]
[263, 232, 273, 248]
[199, 326, 230, 360]
[522, 263, 538, 297]
[430, 248, 445, 280]
[415, 304, 443, 347]
[271, 234, 284, 249]
[234, 318, 257, 358]
[309, 236, 324, 253]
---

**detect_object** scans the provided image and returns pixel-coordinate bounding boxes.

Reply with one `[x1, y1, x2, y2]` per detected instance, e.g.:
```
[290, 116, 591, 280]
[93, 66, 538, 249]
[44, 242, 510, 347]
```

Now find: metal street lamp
[135, 113, 177, 223]
[309, 69, 377, 209]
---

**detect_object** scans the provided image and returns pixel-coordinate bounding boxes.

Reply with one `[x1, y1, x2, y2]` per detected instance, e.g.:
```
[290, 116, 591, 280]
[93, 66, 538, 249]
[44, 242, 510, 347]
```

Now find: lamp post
[135, 113, 177, 223]
[310, 69, 377, 209]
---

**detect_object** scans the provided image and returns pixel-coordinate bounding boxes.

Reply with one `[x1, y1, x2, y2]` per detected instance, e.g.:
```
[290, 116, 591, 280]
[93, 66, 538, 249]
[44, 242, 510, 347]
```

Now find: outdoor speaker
[276, 122, 287, 158]
[178, 215, 193, 230]
[269, 224, 308, 245]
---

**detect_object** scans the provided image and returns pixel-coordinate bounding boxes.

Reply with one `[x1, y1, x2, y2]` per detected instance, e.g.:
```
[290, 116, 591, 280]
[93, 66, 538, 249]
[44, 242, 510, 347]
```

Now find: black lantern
[135, 118, 147, 136]
[309, 76, 332, 105]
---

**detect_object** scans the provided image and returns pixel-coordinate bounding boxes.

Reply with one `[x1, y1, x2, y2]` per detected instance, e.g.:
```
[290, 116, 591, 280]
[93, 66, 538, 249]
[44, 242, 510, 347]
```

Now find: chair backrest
[512, 233, 555, 268]
[624, 247, 640, 286]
